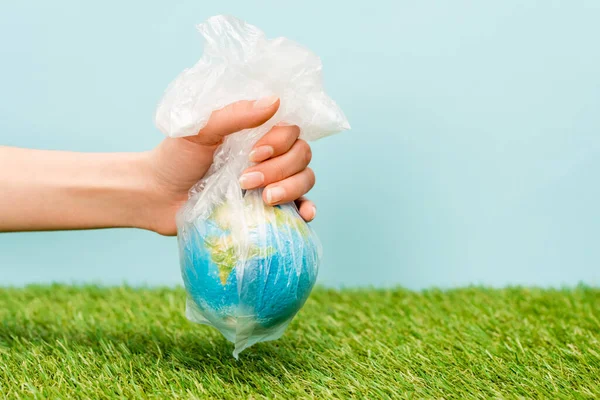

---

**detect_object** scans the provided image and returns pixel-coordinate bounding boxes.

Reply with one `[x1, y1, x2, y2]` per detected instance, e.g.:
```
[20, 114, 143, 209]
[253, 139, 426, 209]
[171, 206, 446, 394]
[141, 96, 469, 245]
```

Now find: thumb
[187, 96, 280, 146]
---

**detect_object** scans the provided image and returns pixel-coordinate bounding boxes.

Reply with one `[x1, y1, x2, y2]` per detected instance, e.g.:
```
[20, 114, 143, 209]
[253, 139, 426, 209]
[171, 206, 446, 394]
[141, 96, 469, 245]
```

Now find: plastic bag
[154, 15, 350, 357]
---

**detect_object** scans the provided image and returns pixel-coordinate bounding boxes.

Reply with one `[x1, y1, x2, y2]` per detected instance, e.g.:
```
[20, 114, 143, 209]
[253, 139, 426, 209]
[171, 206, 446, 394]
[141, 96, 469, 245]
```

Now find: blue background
[1, 1, 599, 288]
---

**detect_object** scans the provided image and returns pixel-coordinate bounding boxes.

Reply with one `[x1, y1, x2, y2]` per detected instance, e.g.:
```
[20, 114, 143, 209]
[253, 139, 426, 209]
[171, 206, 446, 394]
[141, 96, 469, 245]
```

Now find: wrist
[75, 151, 159, 231]
[132, 150, 185, 236]
[114, 151, 159, 231]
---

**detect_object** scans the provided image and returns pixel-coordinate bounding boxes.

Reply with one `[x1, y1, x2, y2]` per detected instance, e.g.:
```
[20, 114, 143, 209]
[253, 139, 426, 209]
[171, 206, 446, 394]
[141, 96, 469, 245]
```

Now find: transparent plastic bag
[154, 15, 350, 357]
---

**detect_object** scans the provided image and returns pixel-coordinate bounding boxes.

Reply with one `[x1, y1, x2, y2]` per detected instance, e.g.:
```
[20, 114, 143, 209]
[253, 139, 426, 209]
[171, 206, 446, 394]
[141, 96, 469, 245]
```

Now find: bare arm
[0, 147, 155, 232]
[0, 97, 317, 235]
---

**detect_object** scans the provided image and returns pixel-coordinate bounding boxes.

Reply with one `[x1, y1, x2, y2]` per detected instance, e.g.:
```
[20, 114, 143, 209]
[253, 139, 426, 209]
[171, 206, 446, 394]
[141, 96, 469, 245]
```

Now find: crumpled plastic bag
[154, 15, 349, 357]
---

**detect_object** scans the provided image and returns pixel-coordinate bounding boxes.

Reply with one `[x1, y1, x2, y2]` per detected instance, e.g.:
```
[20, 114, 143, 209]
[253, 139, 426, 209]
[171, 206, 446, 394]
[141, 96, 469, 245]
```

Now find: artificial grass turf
[0, 286, 598, 399]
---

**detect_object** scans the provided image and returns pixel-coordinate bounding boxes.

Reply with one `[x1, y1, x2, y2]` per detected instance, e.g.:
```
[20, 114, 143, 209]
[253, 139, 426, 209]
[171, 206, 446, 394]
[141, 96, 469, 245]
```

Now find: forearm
[0, 146, 155, 232]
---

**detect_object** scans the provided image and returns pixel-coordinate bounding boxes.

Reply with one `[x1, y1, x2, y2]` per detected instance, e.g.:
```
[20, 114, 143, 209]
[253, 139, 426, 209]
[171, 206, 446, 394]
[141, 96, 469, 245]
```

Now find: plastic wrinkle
[154, 15, 349, 357]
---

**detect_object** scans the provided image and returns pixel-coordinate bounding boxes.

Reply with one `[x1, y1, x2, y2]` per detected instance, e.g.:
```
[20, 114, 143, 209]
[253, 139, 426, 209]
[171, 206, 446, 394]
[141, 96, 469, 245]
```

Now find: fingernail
[239, 171, 264, 189]
[249, 146, 274, 162]
[265, 187, 286, 204]
[310, 206, 317, 220]
[253, 95, 279, 109]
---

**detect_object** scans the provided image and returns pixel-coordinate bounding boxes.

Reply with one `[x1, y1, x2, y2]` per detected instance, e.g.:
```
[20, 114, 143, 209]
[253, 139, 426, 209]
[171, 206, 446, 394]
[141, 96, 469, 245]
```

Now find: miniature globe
[179, 196, 320, 342]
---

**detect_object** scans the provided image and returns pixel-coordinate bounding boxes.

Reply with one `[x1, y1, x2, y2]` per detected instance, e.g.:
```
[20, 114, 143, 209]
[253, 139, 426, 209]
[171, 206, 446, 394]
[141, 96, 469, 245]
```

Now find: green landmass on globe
[204, 202, 310, 285]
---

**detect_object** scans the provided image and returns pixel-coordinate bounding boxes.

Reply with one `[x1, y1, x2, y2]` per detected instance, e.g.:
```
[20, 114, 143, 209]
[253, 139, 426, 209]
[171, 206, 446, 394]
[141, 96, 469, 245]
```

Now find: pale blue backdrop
[1, 1, 599, 288]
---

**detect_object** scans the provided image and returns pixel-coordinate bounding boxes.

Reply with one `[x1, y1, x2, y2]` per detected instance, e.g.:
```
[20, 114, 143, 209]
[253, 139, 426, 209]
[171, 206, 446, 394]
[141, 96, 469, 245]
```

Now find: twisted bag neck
[154, 15, 350, 223]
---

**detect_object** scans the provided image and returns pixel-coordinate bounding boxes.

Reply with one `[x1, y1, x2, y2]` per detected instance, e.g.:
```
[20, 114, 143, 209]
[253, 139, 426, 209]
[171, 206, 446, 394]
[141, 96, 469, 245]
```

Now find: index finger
[249, 124, 301, 163]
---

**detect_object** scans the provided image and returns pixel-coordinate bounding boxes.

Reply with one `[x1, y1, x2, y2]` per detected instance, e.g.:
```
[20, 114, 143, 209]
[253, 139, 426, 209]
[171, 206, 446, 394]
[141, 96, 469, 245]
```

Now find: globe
[178, 194, 320, 353]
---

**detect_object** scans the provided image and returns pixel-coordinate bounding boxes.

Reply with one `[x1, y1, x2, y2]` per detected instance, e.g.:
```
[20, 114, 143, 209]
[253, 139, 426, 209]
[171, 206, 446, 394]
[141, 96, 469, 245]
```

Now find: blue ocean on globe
[179, 196, 320, 347]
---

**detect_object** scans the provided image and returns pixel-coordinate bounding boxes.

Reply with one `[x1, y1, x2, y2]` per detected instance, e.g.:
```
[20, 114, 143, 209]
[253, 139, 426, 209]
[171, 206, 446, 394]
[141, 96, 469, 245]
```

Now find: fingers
[239, 124, 315, 219]
[262, 168, 316, 207]
[186, 96, 280, 146]
[295, 197, 317, 222]
[239, 139, 312, 190]
[179, 98, 317, 221]
[249, 124, 301, 163]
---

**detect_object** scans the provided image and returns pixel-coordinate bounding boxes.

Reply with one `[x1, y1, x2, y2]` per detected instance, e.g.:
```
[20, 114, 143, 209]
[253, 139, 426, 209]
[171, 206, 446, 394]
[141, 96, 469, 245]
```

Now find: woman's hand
[0, 96, 316, 235]
[146, 96, 317, 236]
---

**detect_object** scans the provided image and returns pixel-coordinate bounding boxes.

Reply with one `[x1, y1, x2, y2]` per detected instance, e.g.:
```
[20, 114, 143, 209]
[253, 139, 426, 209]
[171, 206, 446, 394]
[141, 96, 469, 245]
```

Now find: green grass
[0, 286, 599, 399]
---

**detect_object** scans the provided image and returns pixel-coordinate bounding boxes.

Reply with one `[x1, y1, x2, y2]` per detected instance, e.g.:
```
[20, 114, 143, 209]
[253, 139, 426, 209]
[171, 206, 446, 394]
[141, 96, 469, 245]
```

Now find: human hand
[146, 96, 316, 236]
